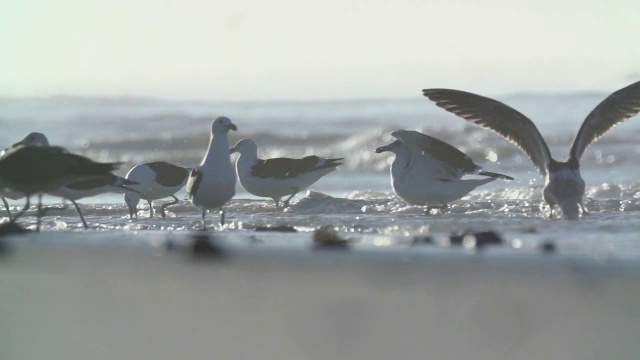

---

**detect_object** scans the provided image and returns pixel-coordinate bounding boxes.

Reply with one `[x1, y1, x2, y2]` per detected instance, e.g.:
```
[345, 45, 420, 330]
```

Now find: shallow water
[2, 188, 639, 262]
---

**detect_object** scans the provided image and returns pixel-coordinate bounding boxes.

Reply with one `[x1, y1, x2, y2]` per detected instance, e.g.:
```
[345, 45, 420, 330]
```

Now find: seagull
[230, 138, 343, 208]
[375, 129, 513, 213]
[423, 81, 640, 219]
[187, 117, 237, 229]
[11, 132, 49, 148]
[48, 174, 138, 228]
[1, 132, 51, 219]
[2, 132, 133, 229]
[123, 161, 190, 219]
[0, 145, 120, 223]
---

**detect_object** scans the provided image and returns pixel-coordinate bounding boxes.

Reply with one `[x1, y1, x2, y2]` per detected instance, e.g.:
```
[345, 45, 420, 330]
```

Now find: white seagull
[423, 80, 640, 219]
[375, 129, 513, 212]
[124, 161, 190, 218]
[230, 138, 343, 208]
[187, 117, 237, 229]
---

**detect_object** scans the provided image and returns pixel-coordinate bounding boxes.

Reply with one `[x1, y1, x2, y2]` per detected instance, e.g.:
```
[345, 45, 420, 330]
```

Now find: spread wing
[569, 80, 640, 161]
[423, 88, 552, 175]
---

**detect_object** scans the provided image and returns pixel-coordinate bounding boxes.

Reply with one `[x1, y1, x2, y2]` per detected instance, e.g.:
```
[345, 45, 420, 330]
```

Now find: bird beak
[375, 145, 390, 153]
[229, 146, 238, 154]
[227, 123, 238, 131]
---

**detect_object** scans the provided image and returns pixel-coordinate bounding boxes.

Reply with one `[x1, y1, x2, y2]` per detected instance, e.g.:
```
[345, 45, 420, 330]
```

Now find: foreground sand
[1, 231, 639, 360]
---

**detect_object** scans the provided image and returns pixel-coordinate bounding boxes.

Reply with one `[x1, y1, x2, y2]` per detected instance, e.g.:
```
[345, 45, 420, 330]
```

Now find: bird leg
[548, 204, 555, 219]
[201, 209, 207, 230]
[425, 204, 448, 215]
[36, 194, 42, 232]
[283, 190, 299, 208]
[580, 201, 589, 216]
[72, 201, 88, 229]
[160, 195, 179, 218]
[2, 197, 12, 221]
[147, 200, 155, 218]
[219, 209, 225, 226]
[12, 196, 31, 222]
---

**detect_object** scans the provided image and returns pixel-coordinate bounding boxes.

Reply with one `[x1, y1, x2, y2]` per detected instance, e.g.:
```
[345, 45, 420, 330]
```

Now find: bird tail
[118, 177, 141, 193]
[477, 170, 514, 180]
[325, 158, 345, 167]
[312, 158, 344, 172]
[88, 162, 121, 175]
[121, 178, 139, 186]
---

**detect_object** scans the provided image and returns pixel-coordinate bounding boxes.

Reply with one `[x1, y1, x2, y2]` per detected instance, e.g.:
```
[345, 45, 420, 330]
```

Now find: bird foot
[425, 205, 448, 215]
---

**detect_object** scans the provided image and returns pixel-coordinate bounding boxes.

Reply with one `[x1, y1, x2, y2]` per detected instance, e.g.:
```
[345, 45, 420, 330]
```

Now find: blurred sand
[0, 233, 639, 360]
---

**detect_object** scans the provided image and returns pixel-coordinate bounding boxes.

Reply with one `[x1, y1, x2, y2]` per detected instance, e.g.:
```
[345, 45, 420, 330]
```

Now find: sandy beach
[1, 230, 640, 360]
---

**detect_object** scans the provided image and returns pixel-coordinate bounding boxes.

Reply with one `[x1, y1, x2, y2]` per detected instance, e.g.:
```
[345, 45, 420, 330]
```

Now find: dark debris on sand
[539, 241, 557, 255]
[190, 233, 227, 259]
[312, 226, 350, 250]
[0, 222, 31, 237]
[411, 235, 434, 246]
[253, 225, 298, 232]
[448, 230, 504, 250]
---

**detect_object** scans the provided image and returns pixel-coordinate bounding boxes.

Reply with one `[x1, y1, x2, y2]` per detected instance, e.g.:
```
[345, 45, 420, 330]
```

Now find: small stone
[539, 241, 556, 254]
[412, 236, 434, 245]
[254, 225, 298, 232]
[190, 233, 225, 259]
[0, 222, 30, 237]
[313, 226, 349, 249]
[449, 230, 503, 249]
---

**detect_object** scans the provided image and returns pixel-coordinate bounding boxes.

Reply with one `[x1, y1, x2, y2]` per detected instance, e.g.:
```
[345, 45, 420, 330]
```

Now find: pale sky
[1, 0, 639, 99]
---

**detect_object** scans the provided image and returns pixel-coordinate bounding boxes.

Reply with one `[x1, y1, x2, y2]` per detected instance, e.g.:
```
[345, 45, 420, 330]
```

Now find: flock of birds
[1, 80, 640, 231]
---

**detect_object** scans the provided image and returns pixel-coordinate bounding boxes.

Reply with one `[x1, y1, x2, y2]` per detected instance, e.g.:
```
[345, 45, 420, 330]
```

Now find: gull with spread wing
[423, 81, 640, 219]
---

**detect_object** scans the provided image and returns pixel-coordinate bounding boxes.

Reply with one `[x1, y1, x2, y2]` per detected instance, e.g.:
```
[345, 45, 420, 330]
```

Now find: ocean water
[1, 92, 640, 256]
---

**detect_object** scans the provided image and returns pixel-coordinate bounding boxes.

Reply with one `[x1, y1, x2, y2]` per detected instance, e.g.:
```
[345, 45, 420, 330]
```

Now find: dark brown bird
[0, 145, 120, 222]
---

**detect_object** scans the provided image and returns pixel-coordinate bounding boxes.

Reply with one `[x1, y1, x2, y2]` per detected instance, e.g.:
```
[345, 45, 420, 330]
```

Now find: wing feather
[569, 81, 640, 160]
[423, 89, 552, 175]
[252, 156, 343, 179]
[391, 129, 479, 173]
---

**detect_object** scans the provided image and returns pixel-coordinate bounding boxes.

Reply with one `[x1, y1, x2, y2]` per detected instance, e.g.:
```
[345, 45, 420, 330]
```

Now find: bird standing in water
[187, 117, 238, 229]
[423, 80, 640, 219]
